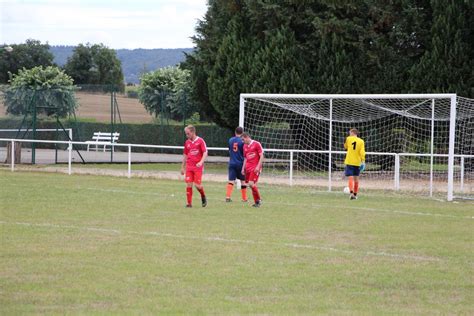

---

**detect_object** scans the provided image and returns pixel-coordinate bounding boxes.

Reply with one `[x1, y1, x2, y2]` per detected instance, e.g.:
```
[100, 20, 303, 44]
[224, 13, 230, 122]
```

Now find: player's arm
[255, 143, 264, 172]
[344, 137, 348, 150]
[360, 140, 366, 162]
[196, 151, 207, 168]
[196, 141, 208, 168]
[241, 158, 246, 175]
[359, 140, 366, 172]
[255, 151, 264, 173]
[181, 154, 187, 175]
[181, 143, 189, 175]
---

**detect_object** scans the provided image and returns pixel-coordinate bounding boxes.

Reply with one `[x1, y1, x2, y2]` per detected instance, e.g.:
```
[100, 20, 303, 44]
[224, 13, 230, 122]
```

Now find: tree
[409, 0, 473, 97]
[64, 43, 124, 91]
[4, 66, 78, 117]
[138, 66, 198, 121]
[186, 1, 312, 128]
[0, 39, 54, 84]
[186, 0, 473, 128]
[207, 13, 255, 127]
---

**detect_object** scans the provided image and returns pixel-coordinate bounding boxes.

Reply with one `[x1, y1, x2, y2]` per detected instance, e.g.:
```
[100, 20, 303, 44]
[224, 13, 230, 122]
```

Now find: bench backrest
[91, 132, 120, 142]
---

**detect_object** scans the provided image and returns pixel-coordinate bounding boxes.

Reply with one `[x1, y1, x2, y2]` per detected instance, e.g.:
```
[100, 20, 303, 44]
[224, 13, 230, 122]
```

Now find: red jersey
[243, 140, 263, 171]
[184, 136, 207, 171]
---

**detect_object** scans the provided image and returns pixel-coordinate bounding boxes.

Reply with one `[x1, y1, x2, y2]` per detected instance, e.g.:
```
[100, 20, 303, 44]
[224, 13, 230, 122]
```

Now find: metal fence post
[128, 145, 132, 179]
[394, 154, 400, 190]
[68, 140, 72, 175]
[289, 151, 294, 186]
[11, 140, 15, 172]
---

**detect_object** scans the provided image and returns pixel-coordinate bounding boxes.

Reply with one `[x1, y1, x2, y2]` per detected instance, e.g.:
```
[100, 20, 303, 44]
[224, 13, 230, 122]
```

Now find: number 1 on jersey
[352, 141, 356, 150]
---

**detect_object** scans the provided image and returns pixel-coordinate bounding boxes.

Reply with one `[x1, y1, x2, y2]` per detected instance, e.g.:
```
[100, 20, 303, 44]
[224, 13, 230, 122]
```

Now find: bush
[4, 66, 77, 117]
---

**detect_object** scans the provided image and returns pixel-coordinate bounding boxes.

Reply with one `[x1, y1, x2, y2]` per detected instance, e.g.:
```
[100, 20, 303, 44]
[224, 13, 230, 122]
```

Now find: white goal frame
[239, 93, 458, 201]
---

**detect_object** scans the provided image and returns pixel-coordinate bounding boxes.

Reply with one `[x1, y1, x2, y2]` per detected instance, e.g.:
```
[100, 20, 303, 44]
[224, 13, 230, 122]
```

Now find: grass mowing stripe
[0, 220, 443, 262]
[74, 187, 474, 220]
[2, 166, 468, 202]
[3, 180, 471, 220]
[347, 206, 474, 220]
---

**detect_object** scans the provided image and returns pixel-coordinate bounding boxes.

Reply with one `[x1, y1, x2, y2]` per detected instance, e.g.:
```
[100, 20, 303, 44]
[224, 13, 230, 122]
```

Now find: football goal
[239, 94, 474, 201]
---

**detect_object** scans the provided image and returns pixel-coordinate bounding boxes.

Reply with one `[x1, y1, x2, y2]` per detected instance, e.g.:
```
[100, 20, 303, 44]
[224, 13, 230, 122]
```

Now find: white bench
[86, 132, 120, 152]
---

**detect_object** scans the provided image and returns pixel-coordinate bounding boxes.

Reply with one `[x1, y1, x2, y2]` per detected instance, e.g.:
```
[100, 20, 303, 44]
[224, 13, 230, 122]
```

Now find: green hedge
[0, 118, 231, 153]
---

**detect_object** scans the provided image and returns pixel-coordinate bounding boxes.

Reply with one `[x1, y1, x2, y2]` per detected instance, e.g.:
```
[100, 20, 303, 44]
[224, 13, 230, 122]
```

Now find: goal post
[240, 93, 473, 201]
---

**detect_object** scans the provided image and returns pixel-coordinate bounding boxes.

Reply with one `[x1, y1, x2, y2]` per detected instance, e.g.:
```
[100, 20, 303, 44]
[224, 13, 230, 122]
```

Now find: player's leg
[237, 165, 248, 202]
[353, 175, 360, 198]
[345, 166, 357, 200]
[226, 165, 237, 202]
[194, 170, 207, 207]
[246, 171, 261, 207]
[185, 171, 194, 207]
[352, 165, 361, 199]
[348, 176, 354, 194]
[349, 166, 360, 200]
[345, 166, 354, 193]
[225, 182, 234, 202]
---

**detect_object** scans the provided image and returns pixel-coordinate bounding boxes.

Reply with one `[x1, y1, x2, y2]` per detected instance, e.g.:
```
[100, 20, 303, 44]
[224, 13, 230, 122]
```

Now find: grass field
[1, 169, 473, 314]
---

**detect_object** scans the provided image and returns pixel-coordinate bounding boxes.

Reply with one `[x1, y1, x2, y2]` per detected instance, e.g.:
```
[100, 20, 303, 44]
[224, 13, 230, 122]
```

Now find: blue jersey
[228, 136, 244, 166]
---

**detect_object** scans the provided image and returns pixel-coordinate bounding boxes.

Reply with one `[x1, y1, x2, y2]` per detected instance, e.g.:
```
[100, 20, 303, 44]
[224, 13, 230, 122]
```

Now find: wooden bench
[86, 132, 120, 152]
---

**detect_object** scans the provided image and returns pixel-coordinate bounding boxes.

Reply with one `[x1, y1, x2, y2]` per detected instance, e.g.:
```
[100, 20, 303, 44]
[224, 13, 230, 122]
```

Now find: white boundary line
[0, 221, 442, 262]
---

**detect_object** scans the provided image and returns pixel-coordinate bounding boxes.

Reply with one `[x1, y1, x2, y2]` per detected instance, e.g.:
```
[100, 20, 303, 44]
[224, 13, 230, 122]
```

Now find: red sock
[354, 182, 359, 194]
[241, 185, 248, 201]
[251, 185, 261, 202]
[348, 176, 354, 193]
[186, 187, 192, 205]
[197, 187, 205, 198]
[226, 183, 234, 198]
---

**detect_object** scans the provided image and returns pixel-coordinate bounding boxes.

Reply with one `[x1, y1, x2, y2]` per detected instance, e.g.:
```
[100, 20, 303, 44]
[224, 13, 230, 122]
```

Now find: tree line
[1, 40, 197, 121]
[184, 0, 474, 128]
[2, 1, 473, 128]
[0, 40, 124, 89]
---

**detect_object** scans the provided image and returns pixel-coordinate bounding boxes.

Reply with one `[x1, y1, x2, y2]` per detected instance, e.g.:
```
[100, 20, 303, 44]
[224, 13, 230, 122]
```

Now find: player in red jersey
[181, 125, 208, 208]
[241, 132, 264, 207]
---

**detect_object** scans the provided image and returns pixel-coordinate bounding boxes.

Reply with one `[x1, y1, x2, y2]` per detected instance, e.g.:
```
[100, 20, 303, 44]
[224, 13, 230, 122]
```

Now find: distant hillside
[49, 46, 193, 84]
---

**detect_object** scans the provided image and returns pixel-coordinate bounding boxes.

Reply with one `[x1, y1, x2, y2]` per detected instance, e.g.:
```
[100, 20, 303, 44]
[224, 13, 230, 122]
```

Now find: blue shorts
[345, 165, 361, 177]
[228, 164, 245, 181]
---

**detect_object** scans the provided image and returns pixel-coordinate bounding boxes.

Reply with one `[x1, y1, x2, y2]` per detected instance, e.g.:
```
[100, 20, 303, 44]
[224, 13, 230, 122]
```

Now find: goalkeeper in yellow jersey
[344, 128, 366, 200]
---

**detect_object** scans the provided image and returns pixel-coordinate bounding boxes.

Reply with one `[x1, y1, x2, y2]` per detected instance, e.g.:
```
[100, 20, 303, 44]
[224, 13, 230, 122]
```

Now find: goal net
[240, 94, 474, 201]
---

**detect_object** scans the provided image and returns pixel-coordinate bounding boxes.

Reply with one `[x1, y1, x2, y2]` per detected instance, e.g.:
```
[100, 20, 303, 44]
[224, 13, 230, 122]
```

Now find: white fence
[1, 138, 472, 201]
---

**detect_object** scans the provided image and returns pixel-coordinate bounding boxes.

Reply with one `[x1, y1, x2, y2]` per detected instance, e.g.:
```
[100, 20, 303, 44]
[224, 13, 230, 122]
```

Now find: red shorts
[245, 169, 260, 183]
[185, 169, 203, 184]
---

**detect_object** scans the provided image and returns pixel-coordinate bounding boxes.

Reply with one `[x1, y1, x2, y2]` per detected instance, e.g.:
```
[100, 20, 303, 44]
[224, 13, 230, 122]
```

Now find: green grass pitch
[0, 169, 473, 314]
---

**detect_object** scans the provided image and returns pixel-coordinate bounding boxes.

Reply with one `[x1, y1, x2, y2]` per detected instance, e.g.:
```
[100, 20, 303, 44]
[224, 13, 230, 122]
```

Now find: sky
[0, 0, 208, 49]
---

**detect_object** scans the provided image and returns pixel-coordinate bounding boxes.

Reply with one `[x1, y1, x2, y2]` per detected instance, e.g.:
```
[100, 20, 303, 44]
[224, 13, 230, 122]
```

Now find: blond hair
[185, 125, 196, 133]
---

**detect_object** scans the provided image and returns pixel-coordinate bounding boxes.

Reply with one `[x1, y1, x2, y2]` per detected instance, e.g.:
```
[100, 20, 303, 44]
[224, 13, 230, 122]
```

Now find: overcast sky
[0, 0, 208, 49]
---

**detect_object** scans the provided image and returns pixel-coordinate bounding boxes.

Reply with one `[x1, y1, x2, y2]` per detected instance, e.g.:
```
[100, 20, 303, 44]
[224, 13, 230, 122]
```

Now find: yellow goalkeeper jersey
[344, 136, 366, 166]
